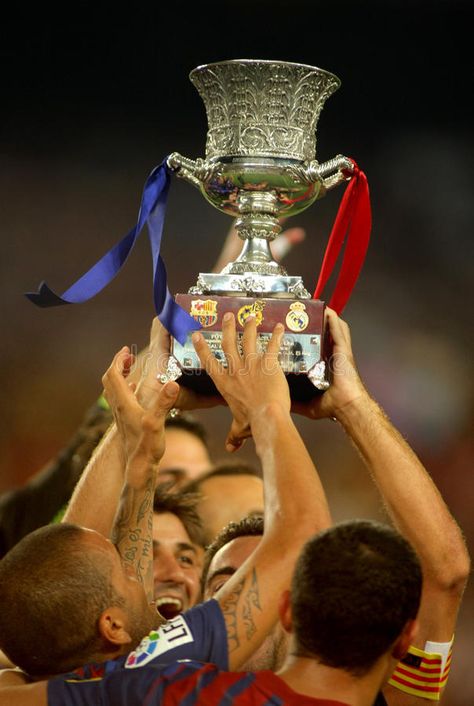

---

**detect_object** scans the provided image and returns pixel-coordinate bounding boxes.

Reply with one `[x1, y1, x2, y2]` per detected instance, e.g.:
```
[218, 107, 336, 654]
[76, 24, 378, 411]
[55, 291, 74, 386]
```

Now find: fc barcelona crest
[190, 299, 218, 327]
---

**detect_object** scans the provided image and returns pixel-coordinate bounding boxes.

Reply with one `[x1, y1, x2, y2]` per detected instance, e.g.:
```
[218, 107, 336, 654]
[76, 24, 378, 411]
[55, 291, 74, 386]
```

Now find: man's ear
[278, 590, 293, 634]
[392, 619, 419, 661]
[98, 607, 133, 647]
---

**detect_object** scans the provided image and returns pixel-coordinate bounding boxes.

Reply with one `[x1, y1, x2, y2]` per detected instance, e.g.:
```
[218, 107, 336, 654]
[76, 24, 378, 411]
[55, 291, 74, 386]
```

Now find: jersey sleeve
[47, 661, 205, 706]
[47, 599, 229, 706]
[124, 599, 228, 670]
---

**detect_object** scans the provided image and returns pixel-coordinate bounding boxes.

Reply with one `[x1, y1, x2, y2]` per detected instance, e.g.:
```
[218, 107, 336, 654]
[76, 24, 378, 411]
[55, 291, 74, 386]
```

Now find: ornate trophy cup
[26, 59, 369, 402]
[166, 59, 356, 401]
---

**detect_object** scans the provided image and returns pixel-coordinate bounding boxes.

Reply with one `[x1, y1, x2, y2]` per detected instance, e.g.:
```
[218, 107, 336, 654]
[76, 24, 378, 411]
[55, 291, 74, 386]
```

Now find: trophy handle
[167, 152, 215, 190]
[306, 154, 353, 191]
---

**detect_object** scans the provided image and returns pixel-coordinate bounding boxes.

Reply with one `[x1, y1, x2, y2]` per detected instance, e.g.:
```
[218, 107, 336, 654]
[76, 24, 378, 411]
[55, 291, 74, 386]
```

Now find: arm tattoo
[221, 577, 245, 654]
[242, 568, 261, 640]
[112, 474, 155, 602]
[221, 569, 262, 655]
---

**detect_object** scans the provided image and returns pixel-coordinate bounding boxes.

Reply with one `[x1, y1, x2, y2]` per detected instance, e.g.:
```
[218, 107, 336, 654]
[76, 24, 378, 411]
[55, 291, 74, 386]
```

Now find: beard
[241, 626, 289, 671]
[126, 600, 160, 650]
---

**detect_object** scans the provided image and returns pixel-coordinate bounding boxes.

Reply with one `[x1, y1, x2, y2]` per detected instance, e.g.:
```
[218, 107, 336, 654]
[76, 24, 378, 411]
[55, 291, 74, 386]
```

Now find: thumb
[225, 419, 251, 453]
[154, 381, 180, 418]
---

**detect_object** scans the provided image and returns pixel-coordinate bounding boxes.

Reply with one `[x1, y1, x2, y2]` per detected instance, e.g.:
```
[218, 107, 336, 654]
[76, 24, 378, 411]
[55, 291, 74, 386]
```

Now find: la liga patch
[125, 616, 194, 669]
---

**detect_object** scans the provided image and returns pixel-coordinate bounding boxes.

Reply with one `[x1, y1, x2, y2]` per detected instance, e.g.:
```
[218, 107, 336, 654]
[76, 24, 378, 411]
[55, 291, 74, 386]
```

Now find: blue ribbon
[25, 158, 201, 345]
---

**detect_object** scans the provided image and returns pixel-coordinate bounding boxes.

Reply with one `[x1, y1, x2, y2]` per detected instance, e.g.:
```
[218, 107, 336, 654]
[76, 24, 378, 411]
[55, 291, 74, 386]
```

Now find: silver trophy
[166, 60, 354, 400]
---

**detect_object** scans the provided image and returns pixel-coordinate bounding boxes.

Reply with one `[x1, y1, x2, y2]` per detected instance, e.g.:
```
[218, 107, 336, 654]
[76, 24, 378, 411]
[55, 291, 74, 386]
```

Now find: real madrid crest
[237, 300, 266, 327]
[190, 299, 218, 327]
[286, 302, 309, 332]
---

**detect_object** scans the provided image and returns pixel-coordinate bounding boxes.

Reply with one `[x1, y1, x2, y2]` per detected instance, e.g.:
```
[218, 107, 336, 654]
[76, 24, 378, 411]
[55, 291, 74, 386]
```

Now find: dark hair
[164, 413, 210, 454]
[183, 462, 261, 495]
[153, 485, 206, 549]
[201, 514, 264, 592]
[0, 524, 122, 677]
[291, 520, 422, 676]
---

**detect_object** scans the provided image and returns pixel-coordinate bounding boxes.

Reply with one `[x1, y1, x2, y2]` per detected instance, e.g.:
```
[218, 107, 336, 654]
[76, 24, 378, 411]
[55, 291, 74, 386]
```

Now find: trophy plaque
[165, 59, 356, 401]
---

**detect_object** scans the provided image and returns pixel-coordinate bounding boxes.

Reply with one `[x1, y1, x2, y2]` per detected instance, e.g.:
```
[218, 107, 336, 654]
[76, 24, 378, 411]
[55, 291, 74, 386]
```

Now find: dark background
[1, 2, 472, 702]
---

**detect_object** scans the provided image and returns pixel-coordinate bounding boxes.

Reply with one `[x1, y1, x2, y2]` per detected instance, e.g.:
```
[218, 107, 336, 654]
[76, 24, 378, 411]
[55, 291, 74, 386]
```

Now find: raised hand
[292, 308, 368, 421]
[103, 346, 180, 601]
[135, 317, 223, 412]
[192, 313, 289, 451]
[102, 346, 179, 464]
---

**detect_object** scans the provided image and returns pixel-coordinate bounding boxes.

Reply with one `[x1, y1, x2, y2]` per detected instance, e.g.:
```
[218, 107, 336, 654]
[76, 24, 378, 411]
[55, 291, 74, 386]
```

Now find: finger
[225, 419, 251, 453]
[265, 322, 285, 358]
[192, 331, 223, 379]
[102, 346, 130, 389]
[325, 308, 351, 348]
[102, 347, 134, 405]
[221, 312, 240, 369]
[122, 351, 135, 378]
[142, 382, 180, 440]
[242, 315, 257, 357]
[153, 381, 180, 420]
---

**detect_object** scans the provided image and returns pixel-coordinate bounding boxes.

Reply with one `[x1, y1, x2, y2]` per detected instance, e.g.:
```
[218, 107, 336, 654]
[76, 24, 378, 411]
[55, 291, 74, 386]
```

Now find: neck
[277, 653, 393, 706]
[85, 643, 128, 667]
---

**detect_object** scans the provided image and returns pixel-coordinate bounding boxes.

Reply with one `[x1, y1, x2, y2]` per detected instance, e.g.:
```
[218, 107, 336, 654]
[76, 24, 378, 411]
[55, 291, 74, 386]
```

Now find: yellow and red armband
[388, 639, 453, 701]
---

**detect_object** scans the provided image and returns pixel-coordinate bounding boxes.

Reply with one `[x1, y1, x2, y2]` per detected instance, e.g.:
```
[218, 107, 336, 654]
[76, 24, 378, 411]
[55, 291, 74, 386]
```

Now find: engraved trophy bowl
[166, 60, 355, 400]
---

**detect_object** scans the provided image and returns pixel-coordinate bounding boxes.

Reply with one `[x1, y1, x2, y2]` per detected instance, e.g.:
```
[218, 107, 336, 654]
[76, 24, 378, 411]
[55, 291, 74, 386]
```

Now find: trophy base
[188, 272, 311, 299]
[171, 294, 331, 403]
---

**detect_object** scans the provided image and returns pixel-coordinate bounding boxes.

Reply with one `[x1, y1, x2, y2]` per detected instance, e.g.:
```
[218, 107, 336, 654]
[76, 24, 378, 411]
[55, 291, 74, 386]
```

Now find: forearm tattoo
[222, 568, 262, 655]
[242, 568, 261, 640]
[112, 475, 155, 602]
[222, 577, 245, 654]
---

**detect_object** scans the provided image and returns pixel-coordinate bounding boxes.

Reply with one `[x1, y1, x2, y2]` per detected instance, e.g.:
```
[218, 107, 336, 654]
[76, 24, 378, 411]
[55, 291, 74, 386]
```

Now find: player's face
[197, 475, 264, 544]
[152, 512, 203, 619]
[204, 535, 261, 598]
[156, 429, 211, 489]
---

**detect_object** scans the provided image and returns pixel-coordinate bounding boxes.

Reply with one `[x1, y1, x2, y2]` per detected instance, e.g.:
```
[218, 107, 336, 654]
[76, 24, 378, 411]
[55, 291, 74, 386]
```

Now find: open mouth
[155, 597, 183, 620]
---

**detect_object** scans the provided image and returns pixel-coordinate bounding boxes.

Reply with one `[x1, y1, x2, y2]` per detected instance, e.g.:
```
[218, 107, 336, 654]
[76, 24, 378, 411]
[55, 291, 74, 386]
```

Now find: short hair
[153, 485, 206, 549]
[164, 413, 210, 454]
[201, 514, 264, 592]
[0, 524, 122, 677]
[183, 462, 262, 495]
[291, 520, 423, 676]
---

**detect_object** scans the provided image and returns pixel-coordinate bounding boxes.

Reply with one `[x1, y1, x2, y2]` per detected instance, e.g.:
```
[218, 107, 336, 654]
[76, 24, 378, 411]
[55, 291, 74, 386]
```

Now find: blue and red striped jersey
[48, 660, 353, 706]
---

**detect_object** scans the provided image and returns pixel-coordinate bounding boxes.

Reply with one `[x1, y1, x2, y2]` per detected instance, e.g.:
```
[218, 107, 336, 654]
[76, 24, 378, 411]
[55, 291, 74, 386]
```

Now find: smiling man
[151, 486, 205, 619]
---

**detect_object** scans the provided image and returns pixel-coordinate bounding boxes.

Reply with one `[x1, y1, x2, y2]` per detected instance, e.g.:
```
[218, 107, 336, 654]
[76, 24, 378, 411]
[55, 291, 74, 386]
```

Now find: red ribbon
[312, 159, 371, 314]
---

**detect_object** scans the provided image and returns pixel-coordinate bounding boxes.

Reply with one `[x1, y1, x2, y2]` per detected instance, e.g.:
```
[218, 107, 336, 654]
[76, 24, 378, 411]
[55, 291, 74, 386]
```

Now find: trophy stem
[221, 236, 287, 277]
[221, 191, 286, 276]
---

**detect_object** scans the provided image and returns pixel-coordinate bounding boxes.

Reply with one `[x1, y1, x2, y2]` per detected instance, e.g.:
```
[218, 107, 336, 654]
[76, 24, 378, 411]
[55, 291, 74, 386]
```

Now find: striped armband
[388, 638, 453, 700]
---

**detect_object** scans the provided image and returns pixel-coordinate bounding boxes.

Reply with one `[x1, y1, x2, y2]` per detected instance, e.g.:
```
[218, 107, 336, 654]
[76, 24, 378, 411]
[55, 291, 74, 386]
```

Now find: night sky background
[1, 2, 472, 702]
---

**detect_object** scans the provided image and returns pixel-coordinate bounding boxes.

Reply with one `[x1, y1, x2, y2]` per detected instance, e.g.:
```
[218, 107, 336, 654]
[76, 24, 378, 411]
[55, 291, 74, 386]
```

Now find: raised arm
[0, 348, 181, 706]
[102, 346, 179, 601]
[192, 313, 332, 670]
[295, 309, 470, 705]
[63, 318, 219, 538]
